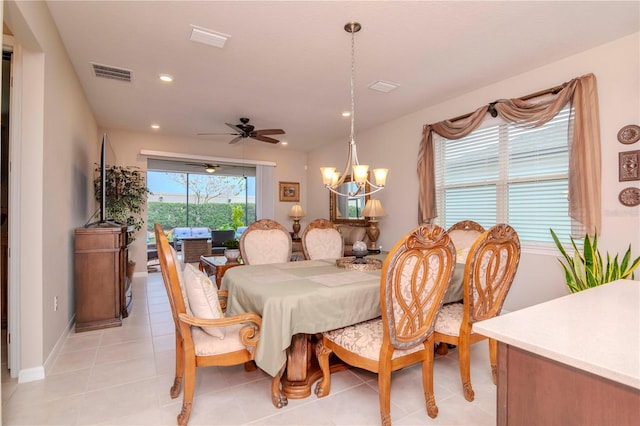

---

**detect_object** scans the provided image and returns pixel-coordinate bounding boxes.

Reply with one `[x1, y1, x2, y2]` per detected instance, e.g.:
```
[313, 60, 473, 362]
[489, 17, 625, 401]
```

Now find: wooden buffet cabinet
[74, 223, 132, 332]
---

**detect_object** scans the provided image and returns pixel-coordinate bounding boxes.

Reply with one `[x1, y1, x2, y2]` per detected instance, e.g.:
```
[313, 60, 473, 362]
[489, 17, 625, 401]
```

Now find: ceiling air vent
[91, 63, 132, 82]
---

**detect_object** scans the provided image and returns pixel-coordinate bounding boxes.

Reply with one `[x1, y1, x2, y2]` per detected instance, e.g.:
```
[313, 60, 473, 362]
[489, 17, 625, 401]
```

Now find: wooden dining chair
[154, 223, 262, 426]
[434, 223, 520, 402]
[435, 220, 487, 355]
[239, 219, 292, 264]
[300, 218, 344, 260]
[315, 224, 456, 425]
[447, 220, 485, 264]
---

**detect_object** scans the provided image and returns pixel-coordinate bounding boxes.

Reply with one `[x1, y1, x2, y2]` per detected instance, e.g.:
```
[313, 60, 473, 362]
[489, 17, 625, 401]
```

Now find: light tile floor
[2, 272, 496, 425]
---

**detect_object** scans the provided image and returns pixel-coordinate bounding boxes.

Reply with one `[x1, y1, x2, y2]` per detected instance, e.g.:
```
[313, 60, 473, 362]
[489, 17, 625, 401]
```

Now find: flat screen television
[87, 132, 117, 226]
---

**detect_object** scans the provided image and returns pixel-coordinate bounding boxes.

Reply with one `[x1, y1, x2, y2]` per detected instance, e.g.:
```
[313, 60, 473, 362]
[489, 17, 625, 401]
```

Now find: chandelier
[321, 22, 388, 197]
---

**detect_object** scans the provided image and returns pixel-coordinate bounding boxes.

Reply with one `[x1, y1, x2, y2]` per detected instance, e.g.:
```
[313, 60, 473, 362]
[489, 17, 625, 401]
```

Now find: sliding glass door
[146, 168, 256, 244]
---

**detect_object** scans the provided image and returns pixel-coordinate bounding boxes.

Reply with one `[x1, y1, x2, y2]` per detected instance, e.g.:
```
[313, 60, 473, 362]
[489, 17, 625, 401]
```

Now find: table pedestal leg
[278, 333, 349, 402]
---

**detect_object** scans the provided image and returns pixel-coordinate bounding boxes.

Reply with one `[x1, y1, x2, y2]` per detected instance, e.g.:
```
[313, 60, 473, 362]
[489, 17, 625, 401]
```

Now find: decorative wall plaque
[619, 150, 639, 181]
[618, 187, 640, 207]
[617, 124, 640, 145]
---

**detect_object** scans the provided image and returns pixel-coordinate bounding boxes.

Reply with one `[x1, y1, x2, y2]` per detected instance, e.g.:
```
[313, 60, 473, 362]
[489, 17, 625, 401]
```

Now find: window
[146, 169, 256, 241]
[434, 105, 583, 250]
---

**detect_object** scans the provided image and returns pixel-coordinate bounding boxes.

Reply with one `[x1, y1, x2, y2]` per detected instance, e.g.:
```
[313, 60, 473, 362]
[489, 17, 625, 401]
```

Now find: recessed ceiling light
[342, 111, 351, 117]
[189, 24, 230, 48]
[369, 80, 400, 93]
[280, 141, 288, 146]
[151, 124, 160, 129]
[159, 74, 173, 82]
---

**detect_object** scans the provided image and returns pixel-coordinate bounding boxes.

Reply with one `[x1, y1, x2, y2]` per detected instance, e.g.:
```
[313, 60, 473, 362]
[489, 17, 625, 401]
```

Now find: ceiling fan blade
[197, 132, 240, 136]
[254, 129, 285, 136]
[228, 136, 244, 144]
[252, 135, 280, 144]
[226, 122, 244, 133]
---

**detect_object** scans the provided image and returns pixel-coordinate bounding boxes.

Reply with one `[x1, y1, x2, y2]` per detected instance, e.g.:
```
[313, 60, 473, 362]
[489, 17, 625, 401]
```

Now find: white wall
[103, 129, 309, 272]
[4, 0, 98, 378]
[308, 33, 640, 312]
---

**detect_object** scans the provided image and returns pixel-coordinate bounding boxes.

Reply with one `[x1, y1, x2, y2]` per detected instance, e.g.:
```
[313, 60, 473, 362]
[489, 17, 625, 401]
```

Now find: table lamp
[289, 204, 305, 240]
[362, 199, 387, 252]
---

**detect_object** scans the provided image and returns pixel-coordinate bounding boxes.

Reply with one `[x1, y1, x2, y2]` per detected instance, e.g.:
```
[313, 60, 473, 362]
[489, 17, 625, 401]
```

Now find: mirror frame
[329, 176, 370, 225]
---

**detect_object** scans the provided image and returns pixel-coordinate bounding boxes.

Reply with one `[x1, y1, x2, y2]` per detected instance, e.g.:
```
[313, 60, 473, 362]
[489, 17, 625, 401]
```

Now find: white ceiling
[46, 1, 639, 152]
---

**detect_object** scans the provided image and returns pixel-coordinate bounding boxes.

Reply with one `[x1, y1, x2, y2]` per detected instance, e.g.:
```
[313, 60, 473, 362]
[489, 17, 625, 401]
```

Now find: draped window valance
[417, 73, 601, 235]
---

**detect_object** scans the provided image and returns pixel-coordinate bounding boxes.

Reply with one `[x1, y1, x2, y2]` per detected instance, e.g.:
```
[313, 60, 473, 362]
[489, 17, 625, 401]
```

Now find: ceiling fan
[185, 163, 219, 173]
[198, 117, 285, 144]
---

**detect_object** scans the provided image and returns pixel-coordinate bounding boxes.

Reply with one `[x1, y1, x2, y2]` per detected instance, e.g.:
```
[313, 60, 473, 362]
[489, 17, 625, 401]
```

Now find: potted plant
[95, 165, 151, 279]
[550, 229, 640, 293]
[222, 239, 241, 263]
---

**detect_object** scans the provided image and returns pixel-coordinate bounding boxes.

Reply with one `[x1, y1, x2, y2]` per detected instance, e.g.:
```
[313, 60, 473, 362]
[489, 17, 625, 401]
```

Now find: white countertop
[473, 279, 639, 389]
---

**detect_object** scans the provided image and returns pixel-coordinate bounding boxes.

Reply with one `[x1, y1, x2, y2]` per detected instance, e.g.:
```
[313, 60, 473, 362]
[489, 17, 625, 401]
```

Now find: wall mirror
[329, 176, 370, 225]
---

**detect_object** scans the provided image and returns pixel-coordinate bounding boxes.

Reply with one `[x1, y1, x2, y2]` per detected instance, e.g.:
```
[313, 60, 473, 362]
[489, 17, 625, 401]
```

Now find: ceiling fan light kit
[321, 22, 387, 198]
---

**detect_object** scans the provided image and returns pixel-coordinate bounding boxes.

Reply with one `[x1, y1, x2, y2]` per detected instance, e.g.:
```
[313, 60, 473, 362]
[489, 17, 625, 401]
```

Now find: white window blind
[434, 106, 583, 250]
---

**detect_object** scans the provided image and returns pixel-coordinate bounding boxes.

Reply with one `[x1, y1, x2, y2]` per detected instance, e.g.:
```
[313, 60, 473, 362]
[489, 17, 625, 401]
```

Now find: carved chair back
[239, 219, 292, 265]
[301, 218, 344, 260]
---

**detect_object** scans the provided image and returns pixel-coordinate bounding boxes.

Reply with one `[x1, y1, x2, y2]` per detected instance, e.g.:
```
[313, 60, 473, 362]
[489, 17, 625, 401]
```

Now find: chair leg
[422, 338, 439, 418]
[489, 338, 498, 385]
[170, 335, 184, 399]
[271, 363, 288, 408]
[458, 333, 475, 402]
[378, 348, 393, 426]
[177, 357, 196, 426]
[314, 339, 332, 398]
[244, 360, 257, 372]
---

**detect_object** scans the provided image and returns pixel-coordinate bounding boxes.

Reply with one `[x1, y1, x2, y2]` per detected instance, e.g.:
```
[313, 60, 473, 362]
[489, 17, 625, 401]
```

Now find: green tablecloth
[220, 258, 464, 377]
[221, 259, 382, 376]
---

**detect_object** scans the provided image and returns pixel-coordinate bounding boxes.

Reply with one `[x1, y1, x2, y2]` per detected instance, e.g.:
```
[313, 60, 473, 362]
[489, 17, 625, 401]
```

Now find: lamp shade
[362, 199, 387, 218]
[289, 204, 305, 218]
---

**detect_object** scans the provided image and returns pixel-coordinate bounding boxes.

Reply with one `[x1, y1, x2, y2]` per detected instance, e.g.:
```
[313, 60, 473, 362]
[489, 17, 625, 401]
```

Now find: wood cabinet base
[74, 224, 129, 332]
[497, 342, 640, 426]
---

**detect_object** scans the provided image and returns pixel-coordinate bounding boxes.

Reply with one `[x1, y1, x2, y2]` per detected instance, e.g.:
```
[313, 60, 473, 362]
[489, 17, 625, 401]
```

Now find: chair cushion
[305, 228, 343, 259]
[323, 318, 425, 361]
[173, 227, 192, 239]
[192, 324, 249, 356]
[191, 227, 211, 238]
[183, 263, 225, 339]
[434, 303, 463, 336]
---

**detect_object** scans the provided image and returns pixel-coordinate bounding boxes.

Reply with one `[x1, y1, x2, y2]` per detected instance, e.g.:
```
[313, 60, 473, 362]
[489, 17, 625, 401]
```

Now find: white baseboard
[42, 314, 75, 378]
[18, 366, 45, 383]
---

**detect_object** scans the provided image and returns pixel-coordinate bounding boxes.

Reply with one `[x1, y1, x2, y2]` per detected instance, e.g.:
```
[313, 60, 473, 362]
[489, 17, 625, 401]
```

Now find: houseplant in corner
[95, 165, 151, 279]
[550, 229, 640, 293]
[221, 239, 241, 264]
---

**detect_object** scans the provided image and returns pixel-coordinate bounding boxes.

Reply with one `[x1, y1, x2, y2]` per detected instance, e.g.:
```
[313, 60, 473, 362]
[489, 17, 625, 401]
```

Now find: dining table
[220, 255, 464, 408]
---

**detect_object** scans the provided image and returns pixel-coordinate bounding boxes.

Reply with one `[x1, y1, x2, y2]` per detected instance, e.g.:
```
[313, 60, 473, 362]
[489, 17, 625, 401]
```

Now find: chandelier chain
[349, 23, 356, 146]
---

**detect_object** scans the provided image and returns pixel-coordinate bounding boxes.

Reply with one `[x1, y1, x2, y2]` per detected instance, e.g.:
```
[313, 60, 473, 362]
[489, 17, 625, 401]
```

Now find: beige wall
[307, 33, 640, 312]
[102, 129, 308, 272]
[4, 0, 98, 379]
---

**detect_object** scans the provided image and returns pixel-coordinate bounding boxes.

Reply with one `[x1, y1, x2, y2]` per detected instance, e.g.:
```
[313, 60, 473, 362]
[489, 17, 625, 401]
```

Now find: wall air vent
[91, 63, 132, 82]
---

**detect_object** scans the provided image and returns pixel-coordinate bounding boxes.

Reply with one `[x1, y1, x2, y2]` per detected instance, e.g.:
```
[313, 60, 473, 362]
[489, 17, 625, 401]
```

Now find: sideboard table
[199, 255, 244, 288]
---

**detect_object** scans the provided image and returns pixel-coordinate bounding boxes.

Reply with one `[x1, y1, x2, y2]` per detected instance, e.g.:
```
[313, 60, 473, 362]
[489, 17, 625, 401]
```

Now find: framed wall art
[617, 124, 640, 145]
[619, 150, 639, 182]
[279, 181, 300, 202]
